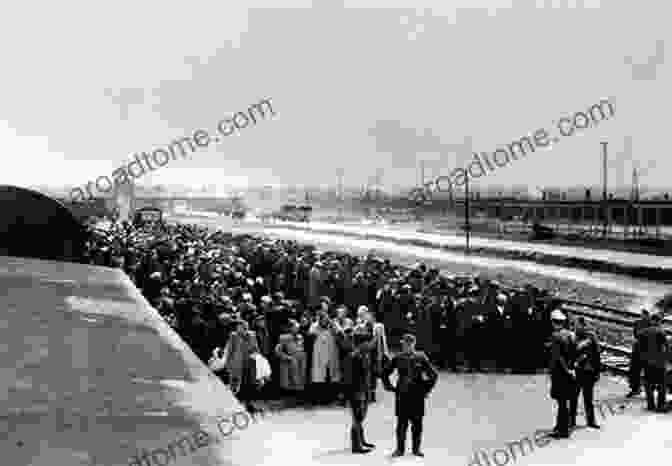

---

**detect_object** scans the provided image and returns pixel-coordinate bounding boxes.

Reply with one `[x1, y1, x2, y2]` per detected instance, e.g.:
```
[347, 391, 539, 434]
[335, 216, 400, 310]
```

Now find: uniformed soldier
[569, 317, 601, 429]
[638, 313, 668, 412]
[548, 309, 576, 438]
[626, 309, 650, 398]
[383, 333, 438, 457]
[342, 326, 376, 454]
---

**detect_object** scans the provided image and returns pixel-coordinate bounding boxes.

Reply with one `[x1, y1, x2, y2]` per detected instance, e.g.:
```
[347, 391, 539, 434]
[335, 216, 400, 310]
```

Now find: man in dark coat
[548, 309, 576, 438]
[383, 333, 438, 457]
[626, 309, 650, 397]
[569, 317, 601, 429]
[416, 295, 442, 364]
[342, 327, 376, 454]
[639, 313, 668, 412]
[439, 296, 458, 371]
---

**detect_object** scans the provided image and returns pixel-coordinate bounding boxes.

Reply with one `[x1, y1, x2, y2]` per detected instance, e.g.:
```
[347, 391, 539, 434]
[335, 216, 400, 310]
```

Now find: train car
[275, 204, 312, 222]
[296, 205, 312, 222]
[133, 206, 163, 227]
[231, 209, 246, 220]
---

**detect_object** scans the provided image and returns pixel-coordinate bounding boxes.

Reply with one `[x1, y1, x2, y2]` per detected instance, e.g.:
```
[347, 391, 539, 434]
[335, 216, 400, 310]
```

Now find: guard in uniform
[626, 309, 650, 397]
[383, 333, 438, 457]
[548, 310, 576, 438]
[343, 327, 376, 454]
[569, 317, 601, 429]
[639, 313, 668, 412]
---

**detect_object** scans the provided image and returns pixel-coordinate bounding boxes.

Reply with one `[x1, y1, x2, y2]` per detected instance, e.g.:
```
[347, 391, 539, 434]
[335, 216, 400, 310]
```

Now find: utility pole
[336, 168, 344, 221]
[374, 168, 384, 203]
[420, 160, 425, 187]
[601, 142, 608, 237]
[632, 165, 640, 237]
[465, 173, 470, 254]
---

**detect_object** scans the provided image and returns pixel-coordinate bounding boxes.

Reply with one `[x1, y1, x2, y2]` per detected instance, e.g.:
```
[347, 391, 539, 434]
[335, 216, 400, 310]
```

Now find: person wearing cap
[626, 309, 651, 398]
[308, 261, 323, 308]
[638, 313, 668, 412]
[383, 333, 438, 457]
[391, 284, 415, 347]
[342, 326, 376, 454]
[548, 309, 577, 438]
[569, 317, 601, 429]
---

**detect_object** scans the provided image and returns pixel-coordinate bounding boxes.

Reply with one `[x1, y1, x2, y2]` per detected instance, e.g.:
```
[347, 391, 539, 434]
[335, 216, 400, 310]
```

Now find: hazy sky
[0, 0, 669, 192]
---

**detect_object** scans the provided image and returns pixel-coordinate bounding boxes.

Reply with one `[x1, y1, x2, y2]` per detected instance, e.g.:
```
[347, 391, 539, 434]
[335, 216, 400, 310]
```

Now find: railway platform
[231, 371, 670, 466]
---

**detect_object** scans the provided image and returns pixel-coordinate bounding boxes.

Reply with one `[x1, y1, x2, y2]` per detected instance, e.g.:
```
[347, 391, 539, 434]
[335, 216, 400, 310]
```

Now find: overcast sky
[0, 0, 668, 192]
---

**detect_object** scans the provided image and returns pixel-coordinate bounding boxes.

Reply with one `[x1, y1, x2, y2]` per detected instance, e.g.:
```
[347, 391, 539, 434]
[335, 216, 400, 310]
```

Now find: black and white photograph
[1, 1, 671, 465]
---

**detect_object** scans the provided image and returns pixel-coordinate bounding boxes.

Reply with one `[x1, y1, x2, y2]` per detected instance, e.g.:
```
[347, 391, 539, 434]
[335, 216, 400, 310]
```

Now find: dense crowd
[85, 220, 560, 411]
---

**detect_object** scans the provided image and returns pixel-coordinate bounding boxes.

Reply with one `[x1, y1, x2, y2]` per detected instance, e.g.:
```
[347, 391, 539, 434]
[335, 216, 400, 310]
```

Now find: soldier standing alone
[383, 333, 438, 457]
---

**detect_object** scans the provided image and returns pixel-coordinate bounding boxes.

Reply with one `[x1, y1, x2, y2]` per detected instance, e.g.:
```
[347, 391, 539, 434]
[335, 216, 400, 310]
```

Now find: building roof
[0, 256, 245, 466]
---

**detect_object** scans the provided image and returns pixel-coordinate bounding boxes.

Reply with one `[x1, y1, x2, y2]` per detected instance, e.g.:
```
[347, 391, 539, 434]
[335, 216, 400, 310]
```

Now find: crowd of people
[85, 220, 558, 407]
[83, 217, 672, 455]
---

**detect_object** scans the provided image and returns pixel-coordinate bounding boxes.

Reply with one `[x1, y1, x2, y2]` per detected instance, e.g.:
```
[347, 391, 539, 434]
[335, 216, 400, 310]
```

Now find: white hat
[550, 309, 566, 321]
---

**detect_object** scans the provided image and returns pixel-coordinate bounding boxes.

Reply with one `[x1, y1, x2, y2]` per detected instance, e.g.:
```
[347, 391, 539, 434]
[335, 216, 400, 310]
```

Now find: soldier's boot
[361, 427, 375, 449]
[351, 425, 371, 454]
[411, 419, 424, 456]
[392, 425, 406, 457]
[656, 386, 667, 412]
[645, 384, 656, 411]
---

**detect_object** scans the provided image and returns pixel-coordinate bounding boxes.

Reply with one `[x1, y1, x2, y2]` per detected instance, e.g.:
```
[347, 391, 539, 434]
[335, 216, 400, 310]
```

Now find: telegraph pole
[420, 160, 425, 187]
[375, 168, 384, 202]
[632, 165, 640, 237]
[465, 173, 470, 254]
[601, 141, 608, 237]
[336, 168, 344, 221]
